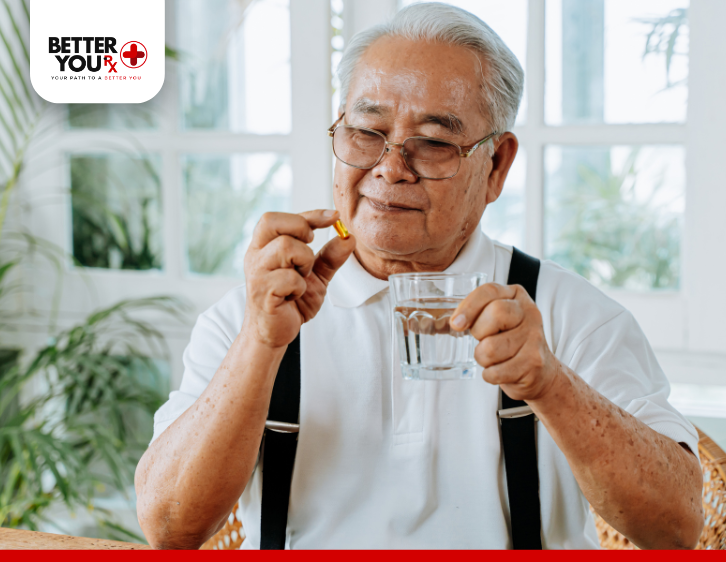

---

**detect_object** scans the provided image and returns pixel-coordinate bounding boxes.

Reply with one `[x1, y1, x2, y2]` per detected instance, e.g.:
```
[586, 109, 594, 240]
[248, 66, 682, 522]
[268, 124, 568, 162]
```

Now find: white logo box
[30, 0, 165, 104]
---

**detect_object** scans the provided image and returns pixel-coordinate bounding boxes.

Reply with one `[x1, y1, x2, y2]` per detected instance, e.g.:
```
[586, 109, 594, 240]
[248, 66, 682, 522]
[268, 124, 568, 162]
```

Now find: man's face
[334, 36, 514, 272]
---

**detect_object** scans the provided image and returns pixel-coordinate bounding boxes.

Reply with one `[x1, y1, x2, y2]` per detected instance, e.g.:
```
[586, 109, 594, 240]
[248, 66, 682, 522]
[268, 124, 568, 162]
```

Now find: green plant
[0, 0, 44, 239]
[0, 296, 186, 540]
[548, 149, 681, 291]
[0, 0, 187, 541]
[637, 7, 689, 88]
[70, 155, 163, 271]
[185, 156, 285, 275]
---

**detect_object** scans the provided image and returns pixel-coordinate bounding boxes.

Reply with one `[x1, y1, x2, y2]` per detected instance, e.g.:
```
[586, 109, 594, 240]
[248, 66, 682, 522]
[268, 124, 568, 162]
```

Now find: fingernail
[323, 210, 337, 217]
[451, 314, 467, 329]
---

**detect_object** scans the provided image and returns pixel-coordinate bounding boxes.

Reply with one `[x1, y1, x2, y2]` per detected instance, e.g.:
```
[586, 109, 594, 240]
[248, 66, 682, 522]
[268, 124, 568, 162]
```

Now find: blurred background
[1, 0, 724, 544]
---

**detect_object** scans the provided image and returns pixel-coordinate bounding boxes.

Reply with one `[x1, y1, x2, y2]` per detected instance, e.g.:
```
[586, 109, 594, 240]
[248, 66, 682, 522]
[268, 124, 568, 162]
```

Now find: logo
[30, 0, 165, 104]
[121, 41, 147, 69]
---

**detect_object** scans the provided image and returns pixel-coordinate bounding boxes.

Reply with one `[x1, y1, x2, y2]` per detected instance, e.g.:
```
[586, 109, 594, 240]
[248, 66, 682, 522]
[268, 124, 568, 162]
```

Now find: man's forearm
[528, 364, 704, 550]
[135, 328, 286, 549]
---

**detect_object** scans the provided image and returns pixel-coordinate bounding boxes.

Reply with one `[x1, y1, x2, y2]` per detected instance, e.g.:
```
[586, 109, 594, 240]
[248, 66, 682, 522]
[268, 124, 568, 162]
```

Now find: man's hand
[243, 209, 356, 349]
[450, 283, 560, 401]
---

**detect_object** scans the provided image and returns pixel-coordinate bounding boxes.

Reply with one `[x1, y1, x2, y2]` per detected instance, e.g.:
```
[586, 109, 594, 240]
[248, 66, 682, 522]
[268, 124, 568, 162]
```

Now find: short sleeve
[151, 286, 246, 443]
[565, 310, 699, 459]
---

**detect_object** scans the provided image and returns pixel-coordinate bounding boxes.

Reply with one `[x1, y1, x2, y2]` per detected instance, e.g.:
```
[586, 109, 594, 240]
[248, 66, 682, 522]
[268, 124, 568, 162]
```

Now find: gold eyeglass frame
[327, 112, 499, 180]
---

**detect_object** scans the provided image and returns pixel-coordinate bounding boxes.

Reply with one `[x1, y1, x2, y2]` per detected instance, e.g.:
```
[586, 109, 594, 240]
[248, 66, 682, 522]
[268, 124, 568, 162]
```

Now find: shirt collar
[327, 228, 495, 308]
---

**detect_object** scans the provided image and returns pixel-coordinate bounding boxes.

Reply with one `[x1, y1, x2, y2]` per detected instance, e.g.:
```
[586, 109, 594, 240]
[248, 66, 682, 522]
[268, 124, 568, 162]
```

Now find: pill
[333, 219, 350, 239]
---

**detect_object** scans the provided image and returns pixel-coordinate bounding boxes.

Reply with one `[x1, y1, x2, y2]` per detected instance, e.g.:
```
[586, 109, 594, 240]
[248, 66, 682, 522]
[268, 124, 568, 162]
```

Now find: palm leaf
[636, 8, 688, 88]
[0, 0, 190, 540]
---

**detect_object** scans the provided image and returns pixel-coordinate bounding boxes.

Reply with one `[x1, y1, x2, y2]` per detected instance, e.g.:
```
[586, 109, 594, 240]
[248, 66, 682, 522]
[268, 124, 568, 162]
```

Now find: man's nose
[371, 144, 418, 184]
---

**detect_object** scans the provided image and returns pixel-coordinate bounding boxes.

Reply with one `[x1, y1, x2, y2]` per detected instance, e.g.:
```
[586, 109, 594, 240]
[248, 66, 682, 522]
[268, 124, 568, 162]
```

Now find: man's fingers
[474, 324, 527, 368]
[480, 352, 527, 387]
[450, 283, 517, 331]
[469, 298, 524, 340]
[299, 209, 340, 230]
[265, 268, 307, 307]
[480, 345, 547, 401]
[312, 234, 357, 285]
[258, 235, 316, 277]
[251, 210, 339, 250]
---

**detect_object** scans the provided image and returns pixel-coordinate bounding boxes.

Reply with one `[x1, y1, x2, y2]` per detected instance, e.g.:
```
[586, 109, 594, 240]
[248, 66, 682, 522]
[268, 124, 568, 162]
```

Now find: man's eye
[418, 139, 455, 151]
[350, 130, 382, 145]
[357, 129, 381, 139]
[426, 138, 455, 147]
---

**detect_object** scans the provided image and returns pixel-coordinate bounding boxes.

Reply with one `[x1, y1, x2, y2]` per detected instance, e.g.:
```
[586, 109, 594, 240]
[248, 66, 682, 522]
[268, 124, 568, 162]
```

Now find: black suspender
[501, 247, 543, 549]
[259, 247, 543, 550]
[260, 334, 300, 550]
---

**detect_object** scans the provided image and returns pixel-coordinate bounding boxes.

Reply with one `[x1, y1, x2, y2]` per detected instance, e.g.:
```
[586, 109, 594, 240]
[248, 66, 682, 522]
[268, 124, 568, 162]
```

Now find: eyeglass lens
[332, 126, 461, 179]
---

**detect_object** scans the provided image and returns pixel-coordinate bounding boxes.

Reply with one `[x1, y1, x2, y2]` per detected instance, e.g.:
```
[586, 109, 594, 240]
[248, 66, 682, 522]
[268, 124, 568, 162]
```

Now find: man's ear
[485, 132, 519, 205]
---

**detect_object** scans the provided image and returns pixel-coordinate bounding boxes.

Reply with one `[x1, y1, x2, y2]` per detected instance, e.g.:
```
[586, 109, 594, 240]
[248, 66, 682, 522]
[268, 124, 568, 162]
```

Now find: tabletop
[0, 527, 152, 550]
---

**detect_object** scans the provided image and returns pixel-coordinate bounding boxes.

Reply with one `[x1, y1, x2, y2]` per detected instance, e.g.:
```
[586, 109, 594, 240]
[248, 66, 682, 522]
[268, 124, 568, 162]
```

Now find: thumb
[312, 234, 356, 284]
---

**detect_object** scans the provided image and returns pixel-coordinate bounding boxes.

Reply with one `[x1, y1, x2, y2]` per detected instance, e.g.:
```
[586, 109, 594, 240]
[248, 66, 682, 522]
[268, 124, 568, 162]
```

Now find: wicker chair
[201, 426, 726, 550]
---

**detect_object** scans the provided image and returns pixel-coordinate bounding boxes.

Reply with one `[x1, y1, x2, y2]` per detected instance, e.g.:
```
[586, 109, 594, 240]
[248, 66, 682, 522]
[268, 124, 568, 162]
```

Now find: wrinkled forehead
[345, 36, 488, 132]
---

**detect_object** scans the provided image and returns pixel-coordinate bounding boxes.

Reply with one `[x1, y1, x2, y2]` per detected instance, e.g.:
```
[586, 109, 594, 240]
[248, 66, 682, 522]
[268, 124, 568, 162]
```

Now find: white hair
[337, 2, 524, 138]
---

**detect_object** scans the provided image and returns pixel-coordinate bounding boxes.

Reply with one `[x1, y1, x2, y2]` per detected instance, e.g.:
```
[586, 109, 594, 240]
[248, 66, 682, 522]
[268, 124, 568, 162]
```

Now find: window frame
[518, 0, 726, 386]
[16, 0, 726, 390]
[18, 0, 334, 388]
[373, 0, 724, 384]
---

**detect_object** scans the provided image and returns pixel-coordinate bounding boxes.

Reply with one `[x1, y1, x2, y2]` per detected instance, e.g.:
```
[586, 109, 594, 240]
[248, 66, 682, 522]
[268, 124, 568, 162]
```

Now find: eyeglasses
[328, 113, 499, 180]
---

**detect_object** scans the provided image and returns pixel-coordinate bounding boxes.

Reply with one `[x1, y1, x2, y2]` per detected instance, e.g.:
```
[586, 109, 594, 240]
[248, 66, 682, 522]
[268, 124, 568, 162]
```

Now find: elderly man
[135, 3, 703, 550]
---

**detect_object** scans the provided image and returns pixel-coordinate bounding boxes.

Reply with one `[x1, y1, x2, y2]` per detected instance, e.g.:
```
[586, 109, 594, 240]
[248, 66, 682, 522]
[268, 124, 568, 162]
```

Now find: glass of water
[389, 272, 487, 381]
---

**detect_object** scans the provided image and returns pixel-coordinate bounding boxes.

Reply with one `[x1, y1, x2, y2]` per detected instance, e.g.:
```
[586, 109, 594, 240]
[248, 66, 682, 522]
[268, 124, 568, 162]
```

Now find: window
[380, 0, 725, 397]
[176, 0, 291, 133]
[70, 153, 163, 271]
[544, 145, 685, 291]
[182, 153, 292, 277]
[543, 1, 688, 295]
[545, 0, 688, 125]
[27, 0, 333, 395]
[20, 0, 726, 431]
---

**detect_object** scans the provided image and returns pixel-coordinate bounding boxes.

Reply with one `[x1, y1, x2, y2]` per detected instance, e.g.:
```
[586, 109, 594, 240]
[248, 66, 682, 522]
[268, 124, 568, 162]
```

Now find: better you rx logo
[30, 0, 164, 104]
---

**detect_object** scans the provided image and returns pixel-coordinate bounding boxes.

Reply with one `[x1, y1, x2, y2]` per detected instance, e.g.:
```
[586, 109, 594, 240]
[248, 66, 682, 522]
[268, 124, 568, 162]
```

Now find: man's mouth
[365, 196, 421, 213]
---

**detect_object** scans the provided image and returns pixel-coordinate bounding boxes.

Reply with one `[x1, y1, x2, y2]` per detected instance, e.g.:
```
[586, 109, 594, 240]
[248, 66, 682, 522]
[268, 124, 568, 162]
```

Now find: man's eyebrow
[350, 98, 389, 116]
[422, 113, 465, 135]
[349, 100, 465, 135]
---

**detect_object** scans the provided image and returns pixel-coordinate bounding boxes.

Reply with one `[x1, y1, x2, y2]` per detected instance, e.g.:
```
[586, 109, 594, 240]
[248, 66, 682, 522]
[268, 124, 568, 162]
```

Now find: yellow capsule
[333, 219, 350, 239]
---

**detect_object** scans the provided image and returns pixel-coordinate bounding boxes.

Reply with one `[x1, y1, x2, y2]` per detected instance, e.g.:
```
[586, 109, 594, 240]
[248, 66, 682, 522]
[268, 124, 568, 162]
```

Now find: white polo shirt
[151, 229, 699, 549]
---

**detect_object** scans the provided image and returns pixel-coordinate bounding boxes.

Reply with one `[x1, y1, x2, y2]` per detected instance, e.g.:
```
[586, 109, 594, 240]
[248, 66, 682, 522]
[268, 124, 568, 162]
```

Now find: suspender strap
[260, 334, 301, 550]
[502, 247, 543, 549]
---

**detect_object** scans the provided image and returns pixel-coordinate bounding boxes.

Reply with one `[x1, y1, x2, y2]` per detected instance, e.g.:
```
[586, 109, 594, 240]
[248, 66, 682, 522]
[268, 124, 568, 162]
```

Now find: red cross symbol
[120, 41, 148, 69]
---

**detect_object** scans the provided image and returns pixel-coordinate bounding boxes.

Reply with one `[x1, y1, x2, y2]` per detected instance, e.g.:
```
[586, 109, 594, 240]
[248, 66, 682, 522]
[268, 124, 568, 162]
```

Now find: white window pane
[481, 150, 525, 249]
[546, 0, 689, 125]
[399, 0, 528, 126]
[331, 0, 345, 121]
[182, 153, 292, 277]
[545, 145, 685, 291]
[177, 0, 291, 133]
[67, 102, 159, 129]
[70, 154, 163, 271]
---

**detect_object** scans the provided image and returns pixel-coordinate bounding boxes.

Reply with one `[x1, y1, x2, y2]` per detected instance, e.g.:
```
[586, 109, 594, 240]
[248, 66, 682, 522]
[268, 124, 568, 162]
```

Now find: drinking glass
[389, 272, 487, 380]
